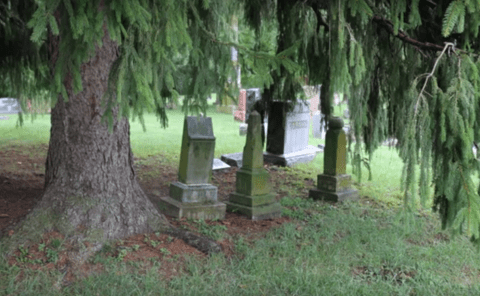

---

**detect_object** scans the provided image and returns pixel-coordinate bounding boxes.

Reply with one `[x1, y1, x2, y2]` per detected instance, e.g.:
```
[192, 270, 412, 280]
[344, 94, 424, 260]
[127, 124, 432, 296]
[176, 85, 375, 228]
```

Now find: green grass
[0, 107, 247, 163]
[2, 108, 480, 294]
[4, 201, 479, 295]
[129, 109, 246, 162]
[0, 115, 51, 147]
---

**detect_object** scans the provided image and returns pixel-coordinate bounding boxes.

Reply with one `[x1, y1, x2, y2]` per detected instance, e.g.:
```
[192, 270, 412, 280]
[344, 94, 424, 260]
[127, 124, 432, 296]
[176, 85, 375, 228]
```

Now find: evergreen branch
[372, 15, 467, 55]
[415, 42, 455, 118]
[187, 2, 275, 61]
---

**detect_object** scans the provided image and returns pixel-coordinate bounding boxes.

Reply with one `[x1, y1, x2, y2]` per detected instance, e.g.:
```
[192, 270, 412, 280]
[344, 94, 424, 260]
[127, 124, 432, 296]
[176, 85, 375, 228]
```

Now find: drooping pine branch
[372, 15, 469, 55]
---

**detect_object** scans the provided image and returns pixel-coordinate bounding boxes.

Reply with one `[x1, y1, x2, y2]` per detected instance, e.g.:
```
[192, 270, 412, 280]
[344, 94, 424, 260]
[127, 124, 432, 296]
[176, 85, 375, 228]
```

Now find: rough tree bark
[1, 9, 221, 256]
[26, 28, 168, 243]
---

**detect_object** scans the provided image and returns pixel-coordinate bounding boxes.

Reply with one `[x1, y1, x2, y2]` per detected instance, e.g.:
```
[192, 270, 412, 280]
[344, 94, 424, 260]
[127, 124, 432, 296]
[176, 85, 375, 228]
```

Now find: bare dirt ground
[0, 144, 314, 284]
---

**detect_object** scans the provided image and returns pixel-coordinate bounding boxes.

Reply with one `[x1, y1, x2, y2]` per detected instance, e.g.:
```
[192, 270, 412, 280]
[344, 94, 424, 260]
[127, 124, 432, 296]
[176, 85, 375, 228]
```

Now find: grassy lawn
[1, 109, 480, 295]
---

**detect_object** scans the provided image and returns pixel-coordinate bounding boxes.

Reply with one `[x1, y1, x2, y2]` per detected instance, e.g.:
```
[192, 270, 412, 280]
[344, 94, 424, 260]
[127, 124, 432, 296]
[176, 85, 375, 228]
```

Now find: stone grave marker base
[263, 145, 321, 167]
[158, 196, 226, 220]
[222, 145, 322, 168]
[158, 182, 226, 219]
[235, 168, 270, 196]
[316, 174, 353, 192]
[228, 192, 277, 207]
[309, 174, 359, 202]
[226, 199, 281, 221]
[169, 182, 217, 203]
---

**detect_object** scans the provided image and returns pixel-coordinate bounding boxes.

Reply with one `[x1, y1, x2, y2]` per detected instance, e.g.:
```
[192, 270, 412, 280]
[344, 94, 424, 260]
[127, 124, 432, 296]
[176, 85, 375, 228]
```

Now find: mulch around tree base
[1, 147, 306, 284]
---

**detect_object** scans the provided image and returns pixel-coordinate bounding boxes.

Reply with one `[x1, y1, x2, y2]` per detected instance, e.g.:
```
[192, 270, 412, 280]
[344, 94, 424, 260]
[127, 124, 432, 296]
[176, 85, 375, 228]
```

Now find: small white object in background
[0, 98, 22, 114]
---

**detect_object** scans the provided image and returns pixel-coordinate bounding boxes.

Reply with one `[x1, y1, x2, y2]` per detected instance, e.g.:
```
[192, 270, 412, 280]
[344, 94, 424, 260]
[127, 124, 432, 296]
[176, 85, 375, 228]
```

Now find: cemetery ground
[1, 110, 480, 295]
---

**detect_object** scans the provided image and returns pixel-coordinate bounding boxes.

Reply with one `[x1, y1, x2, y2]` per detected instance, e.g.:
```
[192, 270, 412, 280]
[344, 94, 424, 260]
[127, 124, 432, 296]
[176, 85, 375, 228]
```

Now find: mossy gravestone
[226, 111, 281, 220]
[158, 116, 226, 219]
[309, 117, 359, 202]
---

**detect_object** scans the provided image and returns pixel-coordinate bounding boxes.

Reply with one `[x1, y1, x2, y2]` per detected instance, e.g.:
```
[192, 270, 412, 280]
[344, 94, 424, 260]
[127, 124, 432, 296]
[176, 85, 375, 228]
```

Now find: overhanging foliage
[3, 0, 480, 243]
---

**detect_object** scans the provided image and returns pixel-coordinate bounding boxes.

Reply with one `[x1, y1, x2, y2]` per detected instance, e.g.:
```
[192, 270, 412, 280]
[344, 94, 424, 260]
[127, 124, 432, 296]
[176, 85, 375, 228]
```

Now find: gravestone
[233, 90, 247, 122]
[158, 116, 226, 219]
[245, 88, 261, 123]
[309, 117, 358, 202]
[220, 152, 243, 168]
[239, 123, 248, 136]
[303, 84, 322, 115]
[312, 111, 325, 139]
[212, 158, 231, 171]
[0, 98, 22, 114]
[264, 100, 320, 166]
[235, 88, 267, 136]
[226, 111, 281, 220]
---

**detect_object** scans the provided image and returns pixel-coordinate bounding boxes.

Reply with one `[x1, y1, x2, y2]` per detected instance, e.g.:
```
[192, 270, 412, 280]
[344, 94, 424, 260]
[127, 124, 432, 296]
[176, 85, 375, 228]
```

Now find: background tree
[241, 0, 480, 242]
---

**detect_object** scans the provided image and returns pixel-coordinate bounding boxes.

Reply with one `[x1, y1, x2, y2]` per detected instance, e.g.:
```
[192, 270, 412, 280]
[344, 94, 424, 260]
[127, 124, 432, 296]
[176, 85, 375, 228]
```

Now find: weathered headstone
[233, 90, 247, 122]
[264, 100, 320, 166]
[309, 117, 358, 202]
[235, 88, 266, 136]
[312, 111, 325, 139]
[158, 116, 226, 219]
[0, 98, 22, 114]
[226, 111, 281, 220]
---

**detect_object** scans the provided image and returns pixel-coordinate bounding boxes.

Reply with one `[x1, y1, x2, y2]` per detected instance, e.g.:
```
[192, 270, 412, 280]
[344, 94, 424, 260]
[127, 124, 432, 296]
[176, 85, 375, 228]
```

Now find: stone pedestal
[309, 117, 358, 202]
[226, 111, 281, 220]
[159, 183, 225, 220]
[309, 174, 358, 202]
[159, 116, 226, 219]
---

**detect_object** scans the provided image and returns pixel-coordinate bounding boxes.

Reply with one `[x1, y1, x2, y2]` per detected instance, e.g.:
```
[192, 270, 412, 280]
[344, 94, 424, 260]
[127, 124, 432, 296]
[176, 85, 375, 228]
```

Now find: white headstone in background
[0, 98, 22, 114]
[264, 100, 321, 166]
[312, 111, 325, 139]
[283, 100, 311, 154]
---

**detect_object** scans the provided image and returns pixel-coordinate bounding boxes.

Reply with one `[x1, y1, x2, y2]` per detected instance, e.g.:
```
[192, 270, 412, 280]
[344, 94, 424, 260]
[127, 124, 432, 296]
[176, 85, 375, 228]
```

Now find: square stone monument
[0, 98, 22, 114]
[158, 116, 226, 219]
[264, 100, 320, 166]
[309, 117, 358, 202]
[226, 111, 281, 220]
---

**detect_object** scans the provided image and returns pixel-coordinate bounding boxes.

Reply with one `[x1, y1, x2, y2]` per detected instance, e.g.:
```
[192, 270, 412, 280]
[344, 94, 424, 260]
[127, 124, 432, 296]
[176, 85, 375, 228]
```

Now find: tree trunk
[4, 27, 169, 249]
[2, 14, 222, 257]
